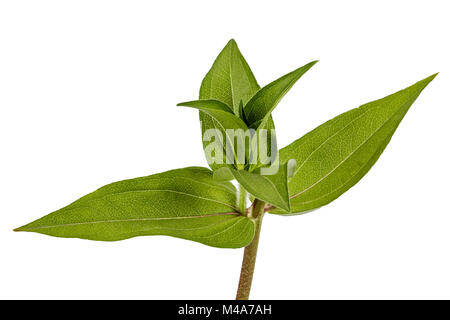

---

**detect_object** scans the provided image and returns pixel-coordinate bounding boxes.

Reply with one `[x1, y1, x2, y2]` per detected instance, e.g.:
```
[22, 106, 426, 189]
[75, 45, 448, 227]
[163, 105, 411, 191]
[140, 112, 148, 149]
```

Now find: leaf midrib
[20, 211, 240, 231]
[291, 109, 371, 178]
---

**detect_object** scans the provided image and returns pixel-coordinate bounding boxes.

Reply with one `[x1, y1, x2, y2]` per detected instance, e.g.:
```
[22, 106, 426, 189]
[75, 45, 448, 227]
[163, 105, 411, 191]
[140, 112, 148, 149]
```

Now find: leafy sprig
[15, 39, 437, 300]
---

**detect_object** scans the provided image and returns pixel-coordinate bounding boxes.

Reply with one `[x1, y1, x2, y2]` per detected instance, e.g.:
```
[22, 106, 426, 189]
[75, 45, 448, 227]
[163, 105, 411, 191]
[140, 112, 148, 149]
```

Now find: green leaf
[244, 60, 318, 128]
[178, 99, 234, 114]
[244, 60, 318, 171]
[213, 166, 235, 181]
[200, 39, 260, 114]
[15, 167, 255, 248]
[199, 39, 261, 170]
[225, 164, 290, 212]
[178, 100, 249, 168]
[273, 74, 437, 214]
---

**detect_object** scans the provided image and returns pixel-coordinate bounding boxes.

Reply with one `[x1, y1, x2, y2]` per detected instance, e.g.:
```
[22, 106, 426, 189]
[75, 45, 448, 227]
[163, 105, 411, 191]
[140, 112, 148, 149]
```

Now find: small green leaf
[178, 100, 249, 168]
[199, 39, 261, 170]
[244, 60, 318, 128]
[15, 167, 255, 248]
[228, 164, 291, 212]
[274, 74, 437, 214]
[213, 166, 235, 181]
[244, 60, 317, 171]
[177, 99, 234, 114]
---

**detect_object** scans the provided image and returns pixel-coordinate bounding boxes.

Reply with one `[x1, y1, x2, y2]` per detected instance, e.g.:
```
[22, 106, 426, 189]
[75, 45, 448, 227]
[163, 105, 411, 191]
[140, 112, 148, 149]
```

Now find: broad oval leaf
[273, 74, 437, 214]
[244, 60, 318, 128]
[15, 167, 255, 248]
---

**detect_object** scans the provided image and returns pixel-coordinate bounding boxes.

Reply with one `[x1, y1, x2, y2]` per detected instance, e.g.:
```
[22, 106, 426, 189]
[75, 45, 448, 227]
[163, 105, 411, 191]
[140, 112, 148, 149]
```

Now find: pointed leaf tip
[415, 73, 438, 88]
[13, 167, 255, 248]
[423, 72, 438, 85]
[177, 99, 235, 114]
[13, 227, 24, 232]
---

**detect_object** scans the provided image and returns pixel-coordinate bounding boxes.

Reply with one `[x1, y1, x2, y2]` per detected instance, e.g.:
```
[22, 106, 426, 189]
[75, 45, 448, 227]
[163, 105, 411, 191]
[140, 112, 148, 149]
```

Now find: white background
[1, 0, 449, 299]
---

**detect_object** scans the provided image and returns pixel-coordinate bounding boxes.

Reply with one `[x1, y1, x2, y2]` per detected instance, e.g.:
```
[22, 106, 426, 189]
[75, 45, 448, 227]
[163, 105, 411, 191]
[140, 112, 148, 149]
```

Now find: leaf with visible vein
[244, 60, 318, 128]
[200, 39, 260, 114]
[15, 167, 255, 248]
[199, 39, 261, 170]
[273, 74, 437, 214]
[244, 60, 317, 170]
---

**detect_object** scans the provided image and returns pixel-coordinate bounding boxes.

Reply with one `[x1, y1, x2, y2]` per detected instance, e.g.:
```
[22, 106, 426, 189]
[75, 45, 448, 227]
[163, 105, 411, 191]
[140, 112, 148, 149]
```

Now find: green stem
[236, 199, 266, 300]
[238, 184, 247, 214]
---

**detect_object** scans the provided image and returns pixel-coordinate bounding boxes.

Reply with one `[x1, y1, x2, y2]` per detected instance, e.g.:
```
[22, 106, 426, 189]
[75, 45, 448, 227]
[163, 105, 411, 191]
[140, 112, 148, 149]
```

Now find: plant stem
[236, 199, 266, 300]
[238, 184, 247, 214]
